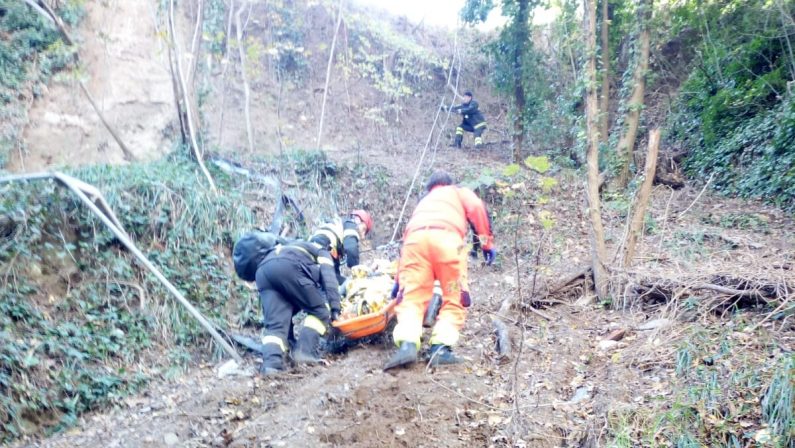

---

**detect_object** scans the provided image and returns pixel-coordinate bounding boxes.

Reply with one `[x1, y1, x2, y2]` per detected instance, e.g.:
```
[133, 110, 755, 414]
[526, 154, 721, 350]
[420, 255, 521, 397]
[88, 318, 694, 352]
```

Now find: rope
[388, 28, 461, 244]
[428, 30, 463, 171]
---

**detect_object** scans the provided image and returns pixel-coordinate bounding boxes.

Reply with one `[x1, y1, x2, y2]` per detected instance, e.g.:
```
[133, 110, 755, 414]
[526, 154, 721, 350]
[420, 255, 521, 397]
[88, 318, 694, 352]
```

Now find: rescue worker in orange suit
[310, 210, 373, 283]
[233, 231, 341, 375]
[449, 91, 486, 148]
[384, 170, 496, 370]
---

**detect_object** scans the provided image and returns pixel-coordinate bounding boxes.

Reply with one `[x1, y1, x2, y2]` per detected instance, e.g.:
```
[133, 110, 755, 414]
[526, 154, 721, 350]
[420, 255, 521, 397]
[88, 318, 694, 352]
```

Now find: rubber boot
[384, 342, 418, 371]
[451, 134, 463, 148]
[259, 346, 286, 376]
[292, 326, 323, 364]
[428, 344, 464, 366]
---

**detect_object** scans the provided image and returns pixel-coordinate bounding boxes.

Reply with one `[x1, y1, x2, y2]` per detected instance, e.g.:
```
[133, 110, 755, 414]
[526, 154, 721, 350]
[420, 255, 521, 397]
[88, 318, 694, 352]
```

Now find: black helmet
[233, 231, 279, 281]
[463, 90, 473, 97]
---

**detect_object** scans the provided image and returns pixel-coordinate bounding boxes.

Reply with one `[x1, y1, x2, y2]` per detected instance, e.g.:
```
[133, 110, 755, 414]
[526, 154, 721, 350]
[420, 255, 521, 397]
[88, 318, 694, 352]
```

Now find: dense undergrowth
[0, 0, 83, 169]
[667, 0, 795, 209]
[0, 156, 256, 440]
[0, 149, 397, 442]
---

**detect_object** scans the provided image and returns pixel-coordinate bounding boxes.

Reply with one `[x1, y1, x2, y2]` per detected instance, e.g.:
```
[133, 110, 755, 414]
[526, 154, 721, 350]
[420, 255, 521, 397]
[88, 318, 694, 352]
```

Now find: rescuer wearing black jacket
[233, 231, 341, 375]
[450, 91, 486, 148]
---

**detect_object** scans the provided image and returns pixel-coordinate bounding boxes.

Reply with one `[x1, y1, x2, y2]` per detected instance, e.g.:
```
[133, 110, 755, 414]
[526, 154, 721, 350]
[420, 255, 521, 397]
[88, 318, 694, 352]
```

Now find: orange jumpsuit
[393, 185, 494, 347]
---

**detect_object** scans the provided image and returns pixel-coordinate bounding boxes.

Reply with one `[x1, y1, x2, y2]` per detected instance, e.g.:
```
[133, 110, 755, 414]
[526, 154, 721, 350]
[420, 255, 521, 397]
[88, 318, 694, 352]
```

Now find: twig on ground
[678, 172, 714, 218]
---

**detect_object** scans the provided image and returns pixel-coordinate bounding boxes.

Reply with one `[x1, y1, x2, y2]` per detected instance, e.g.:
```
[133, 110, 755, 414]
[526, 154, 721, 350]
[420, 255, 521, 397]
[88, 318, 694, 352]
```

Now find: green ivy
[667, 0, 795, 209]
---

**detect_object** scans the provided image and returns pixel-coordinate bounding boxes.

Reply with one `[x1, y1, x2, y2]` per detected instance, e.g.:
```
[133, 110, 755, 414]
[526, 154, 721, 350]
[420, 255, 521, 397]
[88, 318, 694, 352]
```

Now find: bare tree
[168, 0, 218, 193]
[614, 0, 652, 189]
[317, 0, 344, 149]
[584, 0, 609, 299]
[235, 1, 255, 153]
[622, 129, 660, 267]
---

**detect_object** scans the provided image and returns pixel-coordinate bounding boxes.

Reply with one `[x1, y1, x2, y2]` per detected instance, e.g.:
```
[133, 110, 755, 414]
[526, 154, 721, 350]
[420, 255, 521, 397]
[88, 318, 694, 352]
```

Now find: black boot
[292, 326, 323, 364]
[451, 134, 463, 148]
[384, 342, 418, 371]
[428, 344, 463, 366]
[259, 346, 286, 376]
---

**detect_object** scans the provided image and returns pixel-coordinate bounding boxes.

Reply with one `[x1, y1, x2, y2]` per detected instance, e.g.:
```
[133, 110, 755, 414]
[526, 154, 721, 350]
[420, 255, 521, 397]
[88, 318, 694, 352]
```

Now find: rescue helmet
[426, 170, 454, 192]
[233, 230, 279, 282]
[350, 210, 373, 235]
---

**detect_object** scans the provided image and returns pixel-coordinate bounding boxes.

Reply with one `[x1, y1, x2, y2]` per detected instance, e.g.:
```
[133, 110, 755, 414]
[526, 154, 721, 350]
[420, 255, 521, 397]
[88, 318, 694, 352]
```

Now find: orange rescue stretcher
[331, 298, 397, 340]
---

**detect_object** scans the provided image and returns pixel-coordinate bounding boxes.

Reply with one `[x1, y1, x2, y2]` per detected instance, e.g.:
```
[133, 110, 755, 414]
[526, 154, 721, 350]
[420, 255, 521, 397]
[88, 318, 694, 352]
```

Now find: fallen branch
[678, 172, 714, 218]
[78, 82, 136, 161]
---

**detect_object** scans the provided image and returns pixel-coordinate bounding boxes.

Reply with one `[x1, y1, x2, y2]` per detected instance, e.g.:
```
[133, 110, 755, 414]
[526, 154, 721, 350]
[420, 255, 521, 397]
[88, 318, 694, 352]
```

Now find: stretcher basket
[331, 299, 397, 340]
[325, 300, 397, 354]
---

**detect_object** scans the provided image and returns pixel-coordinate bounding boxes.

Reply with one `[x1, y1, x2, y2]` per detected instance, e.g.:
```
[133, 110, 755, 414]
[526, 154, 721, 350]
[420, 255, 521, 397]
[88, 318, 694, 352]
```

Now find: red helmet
[350, 210, 373, 234]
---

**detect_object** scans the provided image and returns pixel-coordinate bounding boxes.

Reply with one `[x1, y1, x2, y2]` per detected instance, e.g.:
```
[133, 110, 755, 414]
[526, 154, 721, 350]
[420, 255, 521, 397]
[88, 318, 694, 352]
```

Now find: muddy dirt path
[18, 260, 666, 448]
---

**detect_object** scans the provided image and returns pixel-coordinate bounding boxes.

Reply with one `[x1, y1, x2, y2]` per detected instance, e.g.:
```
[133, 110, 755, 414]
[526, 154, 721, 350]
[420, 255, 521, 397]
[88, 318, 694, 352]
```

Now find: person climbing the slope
[449, 90, 487, 149]
[310, 210, 374, 283]
[233, 231, 341, 375]
[384, 170, 497, 370]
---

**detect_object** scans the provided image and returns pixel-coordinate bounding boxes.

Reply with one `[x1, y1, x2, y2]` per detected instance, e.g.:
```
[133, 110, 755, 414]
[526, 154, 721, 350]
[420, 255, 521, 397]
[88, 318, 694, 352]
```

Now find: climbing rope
[428, 30, 463, 171]
[388, 28, 461, 244]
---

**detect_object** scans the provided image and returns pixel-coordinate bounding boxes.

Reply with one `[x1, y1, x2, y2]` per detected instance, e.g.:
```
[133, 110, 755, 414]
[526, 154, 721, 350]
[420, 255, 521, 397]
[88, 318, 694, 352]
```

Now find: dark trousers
[257, 257, 331, 366]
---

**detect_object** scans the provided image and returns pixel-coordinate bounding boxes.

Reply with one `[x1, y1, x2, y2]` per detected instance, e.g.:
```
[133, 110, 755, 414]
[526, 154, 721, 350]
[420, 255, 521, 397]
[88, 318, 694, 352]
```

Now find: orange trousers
[393, 229, 469, 347]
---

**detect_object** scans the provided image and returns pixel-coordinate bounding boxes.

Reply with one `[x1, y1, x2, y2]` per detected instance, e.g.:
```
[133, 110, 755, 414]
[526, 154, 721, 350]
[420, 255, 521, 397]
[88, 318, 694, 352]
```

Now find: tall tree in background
[584, 0, 609, 299]
[599, 0, 611, 143]
[613, 0, 652, 189]
[462, 0, 542, 163]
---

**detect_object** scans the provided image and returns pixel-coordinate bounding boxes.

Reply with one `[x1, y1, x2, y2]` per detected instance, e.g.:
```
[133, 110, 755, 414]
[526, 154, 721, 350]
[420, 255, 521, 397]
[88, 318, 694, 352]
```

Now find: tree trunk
[621, 129, 660, 267]
[316, 0, 344, 149]
[584, 0, 609, 300]
[599, 0, 610, 143]
[235, 1, 254, 154]
[512, 0, 530, 163]
[168, 0, 217, 194]
[614, 0, 652, 189]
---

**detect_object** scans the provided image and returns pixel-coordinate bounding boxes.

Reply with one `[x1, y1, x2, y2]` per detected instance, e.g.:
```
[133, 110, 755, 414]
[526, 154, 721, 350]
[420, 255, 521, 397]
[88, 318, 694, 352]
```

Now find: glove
[483, 248, 497, 266]
[390, 281, 400, 299]
[331, 309, 340, 322]
[461, 291, 472, 308]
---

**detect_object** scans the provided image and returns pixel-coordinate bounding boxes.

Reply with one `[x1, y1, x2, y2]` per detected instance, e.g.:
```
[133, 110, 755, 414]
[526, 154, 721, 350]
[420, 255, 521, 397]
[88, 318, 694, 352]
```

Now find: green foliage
[0, 156, 261, 441]
[344, 11, 444, 123]
[667, 0, 795, 209]
[462, 0, 545, 146]
[0, 0, 80, 99]
[761, 356, 793, 446]
[524, 155, 550, 173]
[0, 0, 83, 169]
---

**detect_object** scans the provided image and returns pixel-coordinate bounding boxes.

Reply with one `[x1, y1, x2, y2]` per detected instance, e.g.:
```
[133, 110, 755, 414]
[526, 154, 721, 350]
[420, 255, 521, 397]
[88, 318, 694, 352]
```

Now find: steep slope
[8, 0, 175, 171]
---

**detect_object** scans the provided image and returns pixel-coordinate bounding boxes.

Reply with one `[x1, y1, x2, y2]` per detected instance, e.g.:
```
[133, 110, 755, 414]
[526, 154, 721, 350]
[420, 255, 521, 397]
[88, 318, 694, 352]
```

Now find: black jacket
[310, 218, 362, 280]
[453, 100, 485, 127]
[265, 241, 342, 313]
[341, 218, 361, 268]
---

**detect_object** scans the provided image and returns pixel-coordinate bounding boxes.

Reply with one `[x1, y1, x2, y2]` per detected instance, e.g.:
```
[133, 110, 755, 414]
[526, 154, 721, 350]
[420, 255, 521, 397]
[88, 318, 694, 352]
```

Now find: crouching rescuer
[309, 209, 373, 284]
[449, 90, 486, 148]
[385, 170, 497, 370]
[233, 231, 341, 375]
